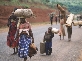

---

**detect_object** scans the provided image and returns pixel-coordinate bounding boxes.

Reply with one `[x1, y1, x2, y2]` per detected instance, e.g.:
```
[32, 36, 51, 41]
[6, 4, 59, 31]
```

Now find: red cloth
[7, 22, 19, 48]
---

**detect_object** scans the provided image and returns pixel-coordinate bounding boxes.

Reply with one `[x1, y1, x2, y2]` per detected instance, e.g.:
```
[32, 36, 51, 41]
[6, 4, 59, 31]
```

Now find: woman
[18, 18, 34, 61]
[58, 18, 66, 40]
[7, 12, 18, 54]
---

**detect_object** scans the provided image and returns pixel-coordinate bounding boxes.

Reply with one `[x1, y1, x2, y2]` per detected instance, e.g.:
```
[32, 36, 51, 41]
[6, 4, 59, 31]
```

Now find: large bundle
[14, 9, 33, 18]
[73, 21, 79, 26]
[57, 4, 65, 12]
[66, 13, 74, 26]
[52, 28, 59, 34]
[78, 21, 82, 25]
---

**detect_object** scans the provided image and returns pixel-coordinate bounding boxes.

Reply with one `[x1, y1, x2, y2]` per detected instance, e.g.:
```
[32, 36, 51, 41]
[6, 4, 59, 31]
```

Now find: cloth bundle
[14, 9, 33, 18]
[78, 21, 82, 25]
[52, 28, 59, 34]
[73, 21, 82, 26]
[66, 13, 74, 26]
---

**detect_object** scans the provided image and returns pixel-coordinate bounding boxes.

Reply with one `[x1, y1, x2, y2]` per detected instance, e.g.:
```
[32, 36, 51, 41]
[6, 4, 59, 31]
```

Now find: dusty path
[0, 23, 82, 61]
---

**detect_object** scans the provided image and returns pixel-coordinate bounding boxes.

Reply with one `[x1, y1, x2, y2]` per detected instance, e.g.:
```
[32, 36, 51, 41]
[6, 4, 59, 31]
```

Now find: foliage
[1, 0, 82, 14]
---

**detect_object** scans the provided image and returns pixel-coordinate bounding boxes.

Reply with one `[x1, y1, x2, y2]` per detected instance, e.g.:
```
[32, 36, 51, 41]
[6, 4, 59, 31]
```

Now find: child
[43, 27, 54, 55]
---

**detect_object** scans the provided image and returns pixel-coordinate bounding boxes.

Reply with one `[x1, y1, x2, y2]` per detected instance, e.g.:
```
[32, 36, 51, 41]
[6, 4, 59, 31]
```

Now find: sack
[73, 21, 79, 26]
[23, 9, 33, 18]
[78, 21, 82, 25]
[14, 9, 23, 17]
[28, 43, 37, 57]
[14, 9, 33, 18]
[52, 28, 59, 34]
[30, 43, 36, 50]
[40, 42, 45, 54]
[66, 13, 74, 26]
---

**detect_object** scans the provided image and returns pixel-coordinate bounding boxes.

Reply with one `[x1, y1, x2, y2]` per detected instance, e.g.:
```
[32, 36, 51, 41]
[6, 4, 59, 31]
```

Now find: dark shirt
[44, 31, 54, 42]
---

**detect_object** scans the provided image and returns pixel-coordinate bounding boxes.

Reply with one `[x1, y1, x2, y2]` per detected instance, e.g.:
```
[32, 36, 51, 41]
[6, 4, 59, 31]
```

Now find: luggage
[14, 9, 33, 18]
[73, 21, 79, 26]
[40, 42, 45, 54]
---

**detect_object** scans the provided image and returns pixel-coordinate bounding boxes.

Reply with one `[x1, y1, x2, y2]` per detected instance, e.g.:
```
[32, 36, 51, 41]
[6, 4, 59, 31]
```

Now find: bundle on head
[66, 13, 74, 26]
[14, 9, 33, 18]
[57, 4, 65, 13]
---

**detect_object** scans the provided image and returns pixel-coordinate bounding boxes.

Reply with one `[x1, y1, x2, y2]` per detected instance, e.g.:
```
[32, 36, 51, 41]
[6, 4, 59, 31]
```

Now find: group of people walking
[7, 4, 73, 61]
[7, 8, 36, 61]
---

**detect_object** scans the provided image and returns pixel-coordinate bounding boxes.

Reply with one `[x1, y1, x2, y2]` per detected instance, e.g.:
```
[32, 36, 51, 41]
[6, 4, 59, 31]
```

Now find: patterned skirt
[18, 34, 31, 58]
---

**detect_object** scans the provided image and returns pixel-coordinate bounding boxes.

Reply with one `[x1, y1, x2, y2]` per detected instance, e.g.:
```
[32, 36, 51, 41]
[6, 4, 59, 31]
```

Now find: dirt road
[0, 23, 82, 61]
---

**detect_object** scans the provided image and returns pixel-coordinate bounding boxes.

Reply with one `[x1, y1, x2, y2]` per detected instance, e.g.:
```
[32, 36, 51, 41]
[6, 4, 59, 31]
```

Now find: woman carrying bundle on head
[16, 17, 37, 61]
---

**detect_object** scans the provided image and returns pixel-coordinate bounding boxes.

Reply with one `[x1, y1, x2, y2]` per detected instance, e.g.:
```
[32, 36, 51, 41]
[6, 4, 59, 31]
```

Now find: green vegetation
[49, 0, 82, 14]
[0, 0, 82, 14]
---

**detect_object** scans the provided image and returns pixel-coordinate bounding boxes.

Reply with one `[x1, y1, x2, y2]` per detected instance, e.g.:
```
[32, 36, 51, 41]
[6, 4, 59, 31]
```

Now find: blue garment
[45, 41, 52, 55]
[18, 34, 31, 58]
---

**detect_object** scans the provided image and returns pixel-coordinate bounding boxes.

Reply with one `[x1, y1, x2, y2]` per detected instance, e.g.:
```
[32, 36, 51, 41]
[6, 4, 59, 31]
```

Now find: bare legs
[60, 35, 64, 40]
[12, 47, 18, 55]
[24, 57, 27, 61]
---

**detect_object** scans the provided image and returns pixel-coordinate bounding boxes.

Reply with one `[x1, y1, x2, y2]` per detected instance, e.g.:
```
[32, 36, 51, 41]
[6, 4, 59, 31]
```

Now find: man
[50, 13, 54, 25]
[7, 8, 18, 55]
[67, 24, 72, 41]
[55, 15, 57, 24]
[43, 27, 54, 55]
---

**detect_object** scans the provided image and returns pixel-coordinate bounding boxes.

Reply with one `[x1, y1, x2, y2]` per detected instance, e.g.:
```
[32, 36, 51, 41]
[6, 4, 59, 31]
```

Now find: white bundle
[73, 21, 79, 26]
[78, 21, 82, 25]
[19, 29, 29, 35]
[66, 13, 74, 26]
[14, 9, 33, 18]
[52, 28, 59, 34]
[23, 9, 33, 18]
[14, 9, 23, 17]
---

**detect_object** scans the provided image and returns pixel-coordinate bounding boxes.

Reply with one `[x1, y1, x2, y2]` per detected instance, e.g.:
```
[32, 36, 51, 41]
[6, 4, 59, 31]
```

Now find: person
[50, 13, 54, 25]
[55, 15, 57, 24]
[17, 18, 34, 61]
[66, 24, 72, 41]
[7, 8, 18, 55]
[43, 27, 54, 55]
[58, 16, 66, 40]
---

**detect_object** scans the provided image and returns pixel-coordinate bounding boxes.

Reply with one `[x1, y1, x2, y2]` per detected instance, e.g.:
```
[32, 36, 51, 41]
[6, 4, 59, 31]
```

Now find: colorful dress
[7, 21, 18, 48]
[18, 22, 31, 58]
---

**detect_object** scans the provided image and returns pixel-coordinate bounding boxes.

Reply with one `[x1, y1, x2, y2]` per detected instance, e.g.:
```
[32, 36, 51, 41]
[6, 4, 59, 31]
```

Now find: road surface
[0, 23, 82, 61]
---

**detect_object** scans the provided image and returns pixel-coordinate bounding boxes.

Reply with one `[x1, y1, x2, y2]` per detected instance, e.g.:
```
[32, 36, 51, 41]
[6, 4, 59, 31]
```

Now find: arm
[7, 16, 11, 27]
[51, 32, 54, 38]
[29, 29, 34, 43]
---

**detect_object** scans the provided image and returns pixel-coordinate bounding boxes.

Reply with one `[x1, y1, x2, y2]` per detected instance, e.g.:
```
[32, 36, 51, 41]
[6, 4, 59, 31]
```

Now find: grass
[0, 0, 49, 9]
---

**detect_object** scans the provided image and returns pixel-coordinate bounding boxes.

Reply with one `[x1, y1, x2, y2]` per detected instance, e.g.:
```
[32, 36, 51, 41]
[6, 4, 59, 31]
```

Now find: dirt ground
[0, 5, 57, 28]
